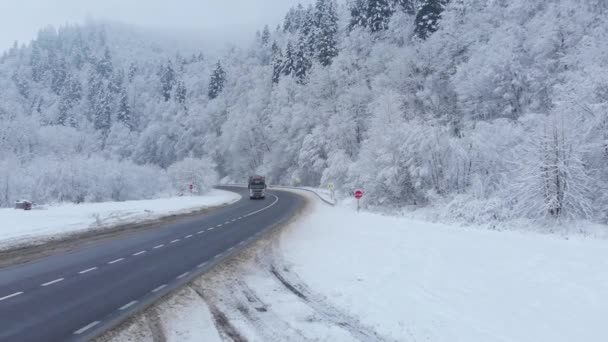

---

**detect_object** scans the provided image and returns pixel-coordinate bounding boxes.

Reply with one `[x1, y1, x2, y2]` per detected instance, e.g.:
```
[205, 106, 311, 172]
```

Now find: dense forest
[1, 0, 607, 225]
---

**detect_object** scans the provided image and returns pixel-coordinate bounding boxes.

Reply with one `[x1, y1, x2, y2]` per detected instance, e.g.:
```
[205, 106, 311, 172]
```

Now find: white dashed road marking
[41, 278, 64, 287]
[154, 244, 164, 249]
[119, 301, 138, 311]
[185, 235, 193, 239]
[108, 258, 125, 265]
[177, 272, 190, 279]
[0, 292, 23, 301]
[170, 239, 180, 244]
[197, 230, 205, 234]
[74, 321, 100, 335]
[78, 267, 98, 274]
[214, 254, 222, 259]
[243, 194, 279, 218]
[227, 247, 234, 252]
[197, 262, 207, 268]
[152, 284, 167, 293]
[133, 251, 146, 256]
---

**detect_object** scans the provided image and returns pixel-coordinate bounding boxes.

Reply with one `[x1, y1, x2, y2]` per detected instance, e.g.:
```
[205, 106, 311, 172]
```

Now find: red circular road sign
[354, 189, 364, 199]
[189, 184, 194, 190]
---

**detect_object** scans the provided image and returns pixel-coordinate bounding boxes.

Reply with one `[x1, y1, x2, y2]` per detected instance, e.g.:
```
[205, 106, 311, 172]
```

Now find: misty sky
[0, 0, 314, 50]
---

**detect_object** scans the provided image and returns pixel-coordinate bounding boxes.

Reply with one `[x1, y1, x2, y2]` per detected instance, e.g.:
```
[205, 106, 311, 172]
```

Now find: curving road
[0, 187, 304, 342]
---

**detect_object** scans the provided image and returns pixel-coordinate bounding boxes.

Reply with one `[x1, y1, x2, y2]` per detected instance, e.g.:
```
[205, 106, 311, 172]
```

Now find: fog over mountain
[0, 0, 315, 51]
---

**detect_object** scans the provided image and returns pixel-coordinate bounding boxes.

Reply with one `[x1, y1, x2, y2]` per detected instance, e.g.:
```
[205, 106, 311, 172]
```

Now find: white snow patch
[0, 189, 240, 250]
[280, 198, 608, 342]
[105, 316, 154, 342]
[158, 287, 222, 342]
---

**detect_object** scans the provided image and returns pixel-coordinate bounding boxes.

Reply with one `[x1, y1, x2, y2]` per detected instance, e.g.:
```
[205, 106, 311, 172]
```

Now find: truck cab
[248, 176, 267, 200]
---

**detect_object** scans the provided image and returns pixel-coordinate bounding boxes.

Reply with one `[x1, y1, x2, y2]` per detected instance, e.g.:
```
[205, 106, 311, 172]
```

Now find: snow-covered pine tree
[284, 4, 306, 33]
[271, 42, 284, 84]
[93, 84, 113, 133]
[394, 0, 417, 15]
[284, 7, 297, 33]
[160, 60, 176, 102]
[295, 36, 312, 84]
[415, 0, 449, 39]
[301, 4, 318, 58]
[115, 72, 132, 129]
[208, 61, 226, 99]
[261, 25, 271, 46]
[51, 56, 67, 95]
[29, 42, 45, 82]
[315, 0, 339, 66]
[57, 73, 82, 126]
[349, 0, 369, 30]
[282, 41, 296, 77]
[88, 57, 114, 133]
[97, 47, 113, 79]
[367, 0, 394, 32]
[175, 79, 187, 107]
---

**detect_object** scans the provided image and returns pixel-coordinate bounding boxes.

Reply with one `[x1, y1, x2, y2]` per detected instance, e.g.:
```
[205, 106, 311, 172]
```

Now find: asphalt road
[0, 187, 305, 342]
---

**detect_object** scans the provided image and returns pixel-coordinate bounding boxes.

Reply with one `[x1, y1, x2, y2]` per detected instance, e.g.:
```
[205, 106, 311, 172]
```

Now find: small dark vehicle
[248, 176, 267, 199]
[15, 200, 33, 210]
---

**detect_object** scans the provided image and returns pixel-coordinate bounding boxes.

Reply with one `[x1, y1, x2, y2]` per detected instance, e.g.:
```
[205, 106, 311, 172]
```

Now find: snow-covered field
[282, 199, 608, 342]
[106, 190, 608, 342]
[0, 189, 240, 250]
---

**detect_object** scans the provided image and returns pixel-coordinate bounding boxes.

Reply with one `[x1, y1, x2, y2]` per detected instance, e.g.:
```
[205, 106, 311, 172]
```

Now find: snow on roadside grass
[0, 189, 240, 250]
[157, 287, 222, 342]
[300, 187, 336, 205]
[280, 197, 608, 342]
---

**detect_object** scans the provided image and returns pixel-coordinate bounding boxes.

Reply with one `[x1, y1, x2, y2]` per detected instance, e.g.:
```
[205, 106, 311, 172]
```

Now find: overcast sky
[0, 0, 314, 51]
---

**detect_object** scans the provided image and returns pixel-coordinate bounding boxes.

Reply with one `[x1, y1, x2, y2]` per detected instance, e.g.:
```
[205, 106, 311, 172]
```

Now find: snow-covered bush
[167, 157, 218, 195]
[0, 156, 171, 207]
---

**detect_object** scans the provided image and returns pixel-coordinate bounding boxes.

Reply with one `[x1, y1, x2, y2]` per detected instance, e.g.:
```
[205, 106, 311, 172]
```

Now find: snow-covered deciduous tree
[168, 157, 219, 195]
[509, 115, 594, 221]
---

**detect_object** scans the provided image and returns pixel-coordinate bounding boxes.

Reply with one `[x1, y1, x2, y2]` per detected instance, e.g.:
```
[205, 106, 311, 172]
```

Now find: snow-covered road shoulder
[0, 189, 241, 251]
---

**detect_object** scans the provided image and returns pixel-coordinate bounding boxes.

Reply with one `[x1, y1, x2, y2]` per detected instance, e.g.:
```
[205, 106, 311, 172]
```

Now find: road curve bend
[0, 186, 305, 342]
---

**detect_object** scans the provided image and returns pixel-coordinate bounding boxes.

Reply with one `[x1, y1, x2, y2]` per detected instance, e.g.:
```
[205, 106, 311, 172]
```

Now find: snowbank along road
[0, 186, 304, 342]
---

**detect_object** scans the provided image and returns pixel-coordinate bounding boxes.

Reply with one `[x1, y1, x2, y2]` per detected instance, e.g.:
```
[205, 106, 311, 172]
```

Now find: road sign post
[189, 184, 194, 195]
[354, 189, 364, 212]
